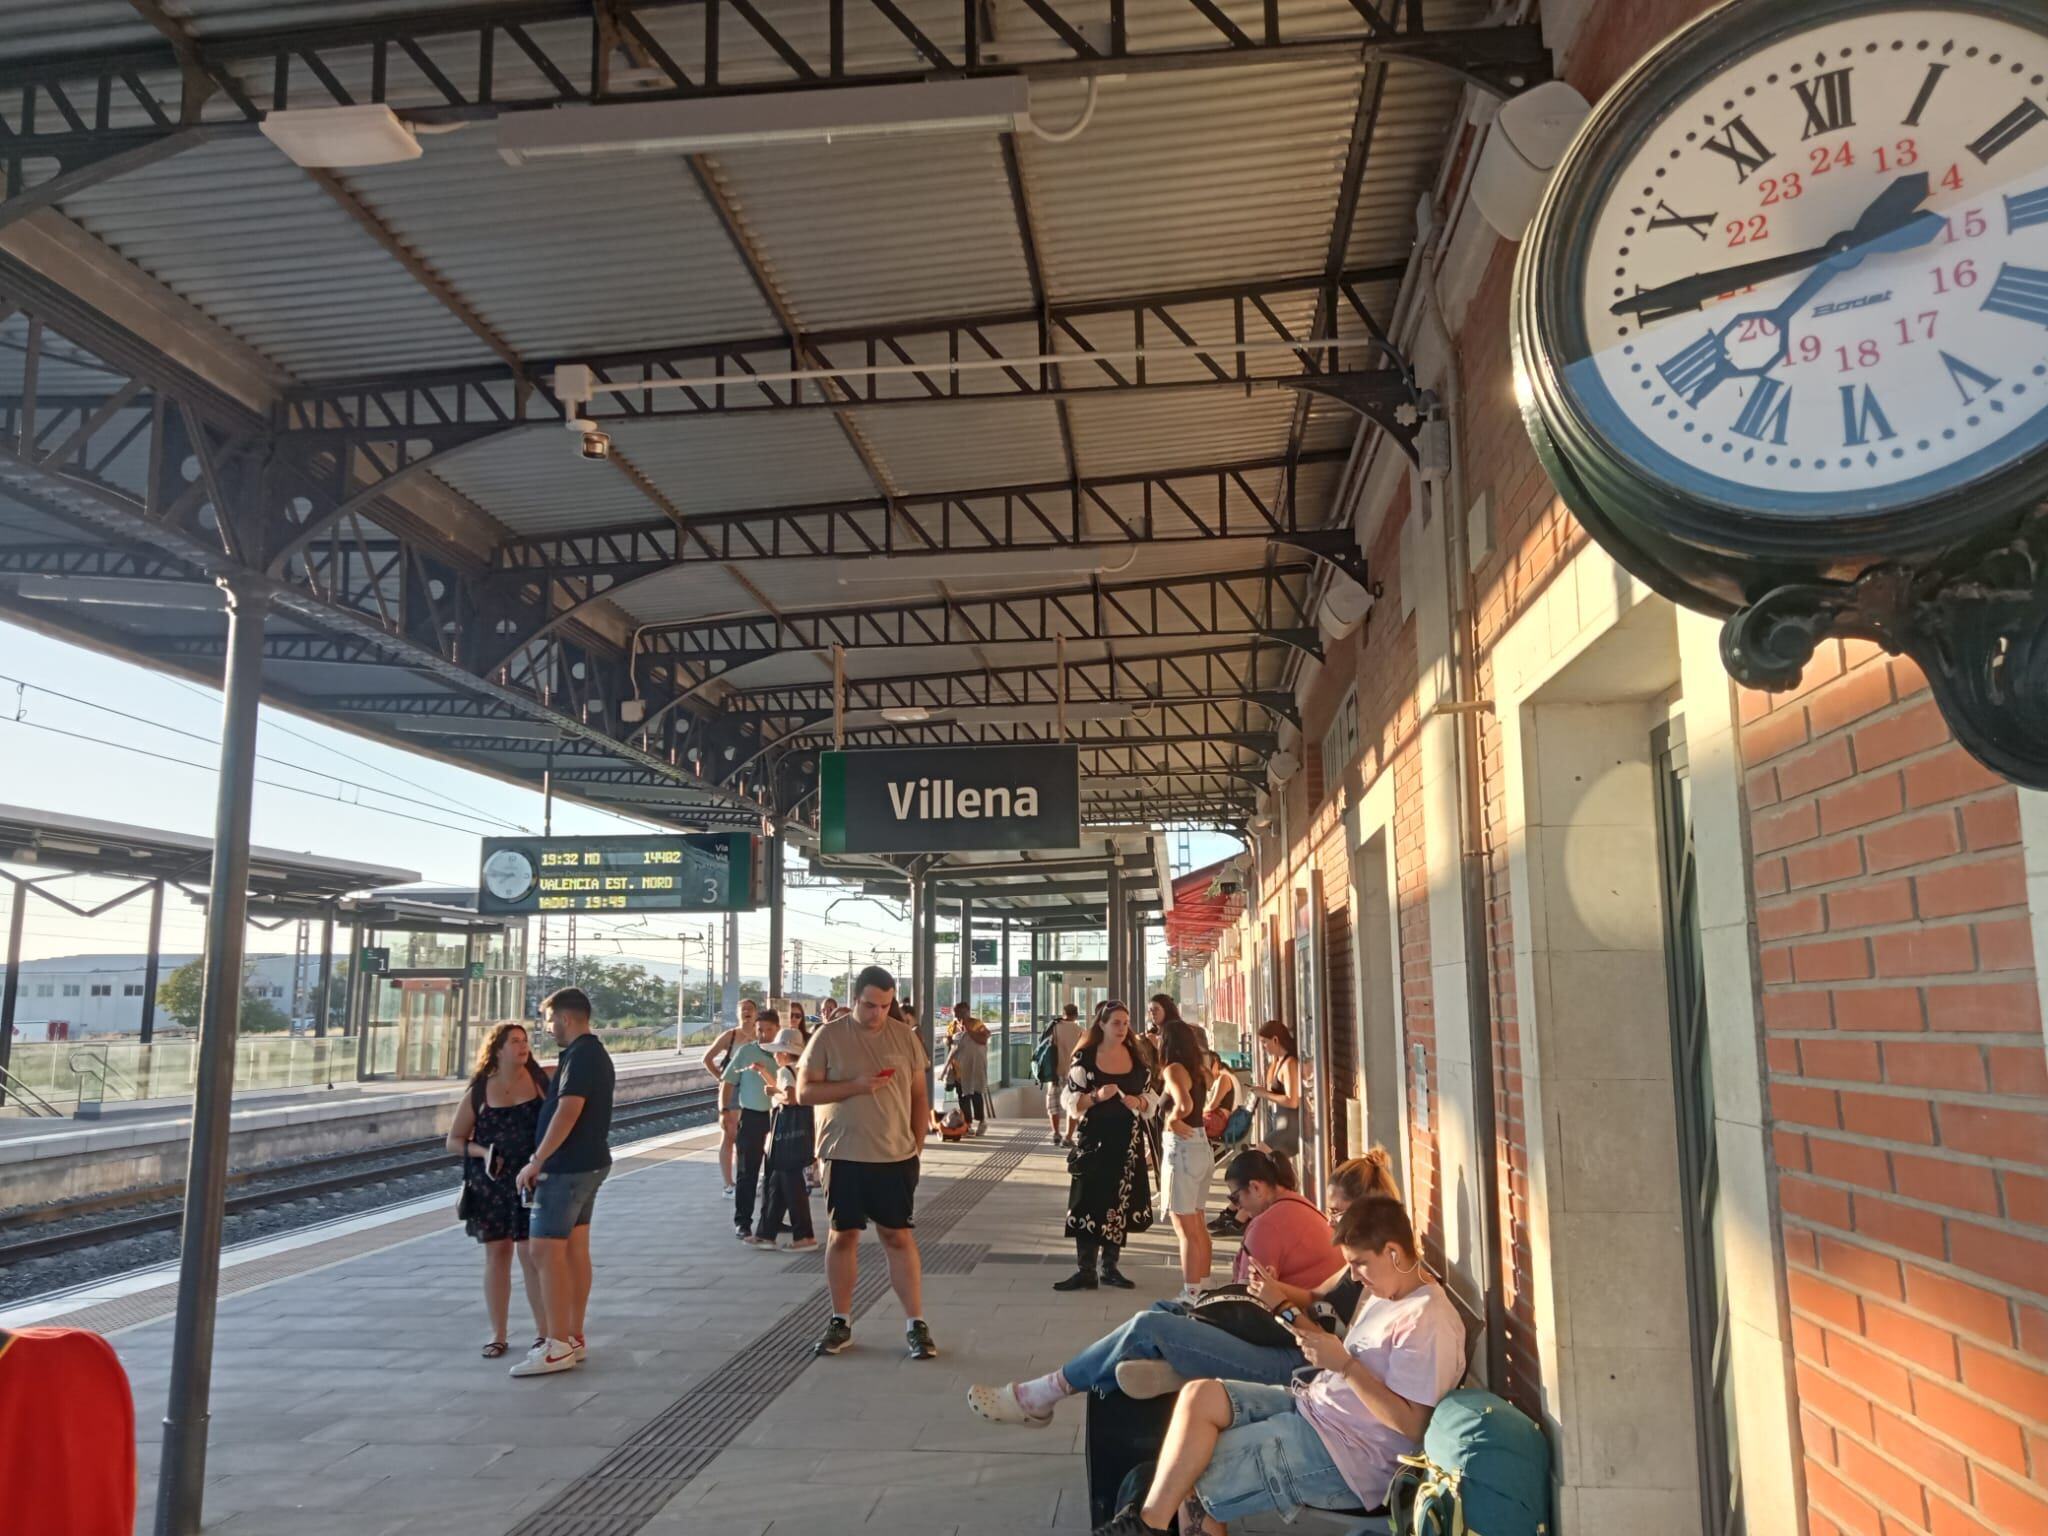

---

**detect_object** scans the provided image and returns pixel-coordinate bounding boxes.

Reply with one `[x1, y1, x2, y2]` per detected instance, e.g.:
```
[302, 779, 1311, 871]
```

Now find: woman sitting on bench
[966, 1148, 1401, 1427]
[1089, 1195, 1465, 1536]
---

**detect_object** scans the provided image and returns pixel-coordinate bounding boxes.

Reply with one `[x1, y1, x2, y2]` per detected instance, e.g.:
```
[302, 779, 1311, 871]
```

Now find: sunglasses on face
[1225, 1186, 1247, 1207]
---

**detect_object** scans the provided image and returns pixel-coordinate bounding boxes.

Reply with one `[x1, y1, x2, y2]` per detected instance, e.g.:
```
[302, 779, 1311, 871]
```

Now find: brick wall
[1747, 642, 2048, 1536]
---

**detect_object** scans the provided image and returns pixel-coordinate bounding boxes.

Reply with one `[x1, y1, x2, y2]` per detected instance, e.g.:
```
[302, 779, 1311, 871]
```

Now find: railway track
[0, 1085, 721, 1267]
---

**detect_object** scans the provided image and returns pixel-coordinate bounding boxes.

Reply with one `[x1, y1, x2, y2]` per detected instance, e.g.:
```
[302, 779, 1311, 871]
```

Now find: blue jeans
[1194, 1381, 1360, 1523]
[1061, 1303, 1301, 1394]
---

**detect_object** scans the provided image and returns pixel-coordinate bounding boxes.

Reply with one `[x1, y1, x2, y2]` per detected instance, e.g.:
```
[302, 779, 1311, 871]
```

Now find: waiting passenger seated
[1089, 1196, 1465, 1536]
[967, 1149, 1402, 1426]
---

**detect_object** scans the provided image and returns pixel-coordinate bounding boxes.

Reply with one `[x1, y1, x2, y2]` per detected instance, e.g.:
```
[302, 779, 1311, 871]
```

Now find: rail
[66, 1044, 139, 1119]
[0, 1059, 63, 1118]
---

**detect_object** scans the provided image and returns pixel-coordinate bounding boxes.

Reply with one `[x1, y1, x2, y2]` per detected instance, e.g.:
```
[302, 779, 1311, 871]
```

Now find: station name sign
[477, 833, 760, 915]
[819, 745, 1080, 855]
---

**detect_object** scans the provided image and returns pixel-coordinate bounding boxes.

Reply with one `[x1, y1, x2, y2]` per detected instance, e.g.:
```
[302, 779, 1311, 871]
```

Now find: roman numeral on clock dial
[2007, 188, 2048, 233]
[1982, 265, 2048, 327]
[1794, 68, 1855, 139]
[1647, 201, 1716, 241]
[1969, 98, 2047, 163]
[1658, 333, 1732, 406]
[1840, 385, 1897, 447]
[1730, 377, 1792, 446]
[1903, 62, 1948, 127]
[1701, 117, 1774, 182]
[1940, 352, 2002, 407]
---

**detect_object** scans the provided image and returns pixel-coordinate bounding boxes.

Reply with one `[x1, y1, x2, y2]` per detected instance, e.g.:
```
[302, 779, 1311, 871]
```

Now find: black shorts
[823, 1157, 919, 1232]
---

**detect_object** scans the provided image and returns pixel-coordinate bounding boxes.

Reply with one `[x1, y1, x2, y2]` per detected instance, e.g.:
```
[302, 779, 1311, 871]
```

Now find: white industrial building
[1, 953, 306, 1038]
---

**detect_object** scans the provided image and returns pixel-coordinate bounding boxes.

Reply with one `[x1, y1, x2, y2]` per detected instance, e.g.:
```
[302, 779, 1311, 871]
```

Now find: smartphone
[876, 1068, 897, 1080]
[1276, 1306, 1302, 1326]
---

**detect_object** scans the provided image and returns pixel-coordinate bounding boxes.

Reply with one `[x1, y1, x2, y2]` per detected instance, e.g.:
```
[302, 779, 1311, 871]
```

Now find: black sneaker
[1091, 1506, 1169, 1536]
[905, 1320, 939, 1360]
[814, 1316, 853, 1356]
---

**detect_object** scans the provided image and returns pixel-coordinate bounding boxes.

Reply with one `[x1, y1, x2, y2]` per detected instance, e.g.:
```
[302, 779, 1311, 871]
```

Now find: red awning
[1163, 857, 1246, 960]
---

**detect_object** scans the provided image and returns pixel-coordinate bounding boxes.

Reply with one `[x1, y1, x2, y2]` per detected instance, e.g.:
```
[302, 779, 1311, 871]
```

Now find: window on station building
[34, 984, 52, 997]
[61, 984, 80, 997]
[89, 983, 112, 997]
[1320, 690, 1360, 794]
[123, 984, 144, 997]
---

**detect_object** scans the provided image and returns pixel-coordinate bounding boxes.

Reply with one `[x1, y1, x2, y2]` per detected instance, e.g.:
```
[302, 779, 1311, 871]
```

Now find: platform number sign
[1514, 0, 2048, 788]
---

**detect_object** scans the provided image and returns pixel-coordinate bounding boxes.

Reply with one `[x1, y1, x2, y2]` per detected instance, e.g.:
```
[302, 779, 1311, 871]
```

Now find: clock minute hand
[1610, 172, 1937, 321]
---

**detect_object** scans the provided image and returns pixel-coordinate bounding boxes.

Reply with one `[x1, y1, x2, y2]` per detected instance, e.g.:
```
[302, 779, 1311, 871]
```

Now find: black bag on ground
[1084, 1389, 1176, 1526]
[1188, 1283, 1330, 1350]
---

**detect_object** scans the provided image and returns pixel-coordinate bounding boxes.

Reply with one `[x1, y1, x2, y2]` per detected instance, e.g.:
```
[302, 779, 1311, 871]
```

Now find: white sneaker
[510, 1339, 579, 1377]
[788, 1237, 819, 1251]
[1116, 1358, 1190, 1400]
[569, 1335, 587, 1362]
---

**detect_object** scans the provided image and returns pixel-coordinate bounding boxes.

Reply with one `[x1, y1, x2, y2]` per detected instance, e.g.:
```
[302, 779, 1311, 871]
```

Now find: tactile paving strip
[505, 1134, 1034, 1536]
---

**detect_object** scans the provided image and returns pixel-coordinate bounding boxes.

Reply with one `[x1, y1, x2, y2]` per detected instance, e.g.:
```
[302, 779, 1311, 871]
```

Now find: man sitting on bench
[1089, 1197, 1464, 1536]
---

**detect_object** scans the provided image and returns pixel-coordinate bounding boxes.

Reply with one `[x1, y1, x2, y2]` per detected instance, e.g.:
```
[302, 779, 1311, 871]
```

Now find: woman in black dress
[1055, 1000, 1158, 1292]
[446, 1022, 550, 1358]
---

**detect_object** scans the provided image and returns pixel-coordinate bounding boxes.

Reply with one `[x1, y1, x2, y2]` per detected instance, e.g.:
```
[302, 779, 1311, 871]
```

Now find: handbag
[1219, 1105, 1253, 1144]
[1265, 1106, 1301, 1155]
[766, 1101, 814, 1173]
[1187, 1285, 1299, 1350]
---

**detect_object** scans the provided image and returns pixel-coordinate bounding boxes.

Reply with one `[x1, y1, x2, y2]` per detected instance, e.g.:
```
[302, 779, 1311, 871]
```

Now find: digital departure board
[476, 834, 760, 915]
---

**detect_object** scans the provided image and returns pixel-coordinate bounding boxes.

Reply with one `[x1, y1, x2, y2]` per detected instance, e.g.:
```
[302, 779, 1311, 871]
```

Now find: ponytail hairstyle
[1224, 1144, 1299, 1192]
[1256, 1018, 1297, 1059]
[1334, 1194, 1420, 1261]
[1328, 1145, 1401, 1208]
[1157, 1015, 1206, 1110]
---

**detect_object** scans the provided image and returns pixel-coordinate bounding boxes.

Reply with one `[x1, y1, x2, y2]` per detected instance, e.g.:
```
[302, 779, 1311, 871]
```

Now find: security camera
[579, 428, 612, 461]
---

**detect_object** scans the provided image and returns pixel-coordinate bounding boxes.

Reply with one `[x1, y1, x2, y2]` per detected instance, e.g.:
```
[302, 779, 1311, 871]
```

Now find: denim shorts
[1161, 1131, 1214, 1215]
[1193, 1381, 1361, 1524]
[529, 1166, 608, 1240]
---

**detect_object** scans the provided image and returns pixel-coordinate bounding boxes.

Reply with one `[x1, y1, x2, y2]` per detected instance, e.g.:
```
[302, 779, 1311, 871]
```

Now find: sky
[0, 619, 1239, 991]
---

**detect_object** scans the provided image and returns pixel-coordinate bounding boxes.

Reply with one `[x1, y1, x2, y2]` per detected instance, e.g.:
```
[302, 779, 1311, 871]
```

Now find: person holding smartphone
[446, 1022, 550, 1360]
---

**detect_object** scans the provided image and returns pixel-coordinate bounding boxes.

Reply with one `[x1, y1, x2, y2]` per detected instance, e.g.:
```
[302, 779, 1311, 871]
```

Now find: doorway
[1353, 829, 1403, 1164]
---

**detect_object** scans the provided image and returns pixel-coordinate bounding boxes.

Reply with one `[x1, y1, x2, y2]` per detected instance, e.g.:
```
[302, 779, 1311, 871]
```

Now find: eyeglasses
[1224, 1186, 1247, 1207]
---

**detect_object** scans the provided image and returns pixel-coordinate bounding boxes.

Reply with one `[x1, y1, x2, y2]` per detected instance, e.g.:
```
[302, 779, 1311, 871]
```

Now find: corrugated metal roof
[341, 132, 778, 356]
[704, 134, 1032, 330]
[1065, 388, 1297, 478]
[1017, 62, 1363, 301]
[427, 426, 664, 536]
[613, 412, 881, 513]
[1344, 57, 1471, 269]
[0, 0, 163, 52]
[853, 398, 1067, 492]
[60, 137, 493, 380]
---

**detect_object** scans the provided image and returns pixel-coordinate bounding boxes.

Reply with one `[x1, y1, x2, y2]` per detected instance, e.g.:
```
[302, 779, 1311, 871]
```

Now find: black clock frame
[1513, 0, 2048, 786]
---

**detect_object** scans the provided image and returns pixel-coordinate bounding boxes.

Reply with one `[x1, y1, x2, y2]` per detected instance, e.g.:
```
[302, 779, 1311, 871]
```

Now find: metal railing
[0, 1058, 62, 1117]
[0, 1035, 361, 1113]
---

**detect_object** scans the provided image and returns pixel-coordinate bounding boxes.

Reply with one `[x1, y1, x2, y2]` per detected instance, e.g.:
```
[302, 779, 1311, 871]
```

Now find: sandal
[481, 1341, 509, 1359]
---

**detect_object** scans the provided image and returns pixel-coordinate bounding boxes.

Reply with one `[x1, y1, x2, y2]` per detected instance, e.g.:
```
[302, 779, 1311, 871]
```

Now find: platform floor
[36, 1117, 1235, 1536]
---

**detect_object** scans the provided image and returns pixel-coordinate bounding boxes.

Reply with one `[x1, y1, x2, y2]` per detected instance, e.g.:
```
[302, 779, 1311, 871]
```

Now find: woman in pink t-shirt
[1222, 1146, 1346, 1293]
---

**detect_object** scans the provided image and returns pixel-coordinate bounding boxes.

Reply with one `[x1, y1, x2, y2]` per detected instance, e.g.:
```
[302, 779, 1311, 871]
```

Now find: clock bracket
[1720, 507, 2048, 790]
[1367, 24, 1553, 100]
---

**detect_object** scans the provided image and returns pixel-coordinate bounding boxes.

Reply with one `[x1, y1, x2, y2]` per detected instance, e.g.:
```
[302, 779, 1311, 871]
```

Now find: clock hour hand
[1610, 173, 1935, 320]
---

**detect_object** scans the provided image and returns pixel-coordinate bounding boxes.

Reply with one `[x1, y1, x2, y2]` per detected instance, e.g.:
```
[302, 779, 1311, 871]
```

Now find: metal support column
[721, 911, 739, 1024]
[455, 930, 477, 1074]
[1031, 928, 1044, 1026]
[909, 866, 936, 1080]
[999, 915, 1012, 1086]
[312, 904, 334, 1039]
[155, 574, 267, 1536]
[958, 897, 973, 1017]
[1106, 866, 1125, 1003]
[767, 835, 785, 999]
[0, 875, 22, 1106]
[138, 879, 165, 1045]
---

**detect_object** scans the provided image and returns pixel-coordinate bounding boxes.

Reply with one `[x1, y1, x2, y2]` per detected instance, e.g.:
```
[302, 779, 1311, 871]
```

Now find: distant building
[0, 953, 306, 1038]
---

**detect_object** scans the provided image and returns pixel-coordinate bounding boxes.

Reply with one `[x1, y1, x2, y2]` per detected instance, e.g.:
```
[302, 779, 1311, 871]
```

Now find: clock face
[481, 848, 537, 903]
[1558, 5, 2048, 519]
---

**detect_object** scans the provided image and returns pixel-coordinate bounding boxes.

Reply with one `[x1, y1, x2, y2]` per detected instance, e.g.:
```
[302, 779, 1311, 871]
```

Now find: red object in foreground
[0, 1327, 137, 1536]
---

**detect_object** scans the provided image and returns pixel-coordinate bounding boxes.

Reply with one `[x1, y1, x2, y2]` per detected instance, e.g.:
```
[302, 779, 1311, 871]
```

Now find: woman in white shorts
[1155, 1007, 1216, 1303]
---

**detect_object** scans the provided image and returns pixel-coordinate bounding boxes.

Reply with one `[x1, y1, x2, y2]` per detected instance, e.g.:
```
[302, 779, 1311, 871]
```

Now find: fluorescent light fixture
[396, 720, 564, 744]
[12, 575, 224, 611]
[261, 104, 422, 167]
[879, 706, 933, 723]
[497, 80, 1033, 163]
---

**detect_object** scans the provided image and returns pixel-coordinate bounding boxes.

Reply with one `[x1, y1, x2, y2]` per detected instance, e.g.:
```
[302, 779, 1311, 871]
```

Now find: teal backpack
[1384, 1389, 1551, 1536]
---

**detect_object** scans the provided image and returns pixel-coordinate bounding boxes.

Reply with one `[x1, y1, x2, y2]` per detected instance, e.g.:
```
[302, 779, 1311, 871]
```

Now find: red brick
[1789, 836, 1867, 889]
[1739, 685, 1773, 723]
[1960, 1341, 2048, 1423]
[1775, 1128, 1811, 1171]
[1836, 1433, 1929, 1525]
[1803, 1405, 1839, 1465]
[1767, 989, 1834, 1031]
[1927, 1496, 1997, 1536]
[1852, 1193, 1947, 1260]
[1837, 987, 1927, 1032]
[1841, 1091, 1937, 1144]
[1872, 1405, 1972, 1498]
[2002, 1170, 2048, 1228]
[1829, 877, 1916, 931]
[1960, 794, 2023, 850]
[1914, 853, 2028, 918]
[1854, 698, 1951, 771]
[1950, 1221, 2048, 1294]
[1820, 773, 1907, 835]
[1892, 1152, 2000, 1216]
[1760, 893, 1827, 942]
[1872, 925, 1977, 978]
[1744, 703, 1812, 765]
[1785, 1175, 1855, 1228]
[1800, 937, 1876, 982]
[1807, 1456, 1884, 1536]
[1804, 1038, 1884, 1082]
[1903, 746, 2006, 808]
[1747, 764, 1781, 807]
[1762, 945, 1795, 984]
[1800, 1358, 1878, 1435]
[1794, 1311, 1829, 1363]
[1926, 982, 2041, 1035]
[1903, 1264, 2014, 1346]
[1973, 916, 2035, 972]
[1792, 1269, 1867, 1330]
[1864, 1299, 1962, 1377]
[1756, 855, 1790, 897]
[1757, 799, 1822, 854]
[1810, 1136, 1894, 1191]
[1818, 1235, 1905, 1298]
[1769, 1038, 1802, 1074]
[1864, 811, 1962, 874]
[1779, 735, 1856, 797]
[1882, 1041, 1987, 1093]
[1774, 1081, 1843, 1130]
[2021, 1304, 2048, 1358]
[1829, 1332, 1917, 1410]
[1988, 1046, 2048, 1096]
[1974, 1469, 2048, 1535]
[1811, 665, 1899, 737]
[1911, 1376, 2029, 1474]
[1936, 1103, 2048, 1166]
[1891, 654, 1930, 696]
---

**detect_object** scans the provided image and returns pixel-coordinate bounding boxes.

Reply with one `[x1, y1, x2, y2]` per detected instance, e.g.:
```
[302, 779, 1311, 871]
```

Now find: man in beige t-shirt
[796, 964, 934, 1361]
[1044, 1004, 1084, 1146]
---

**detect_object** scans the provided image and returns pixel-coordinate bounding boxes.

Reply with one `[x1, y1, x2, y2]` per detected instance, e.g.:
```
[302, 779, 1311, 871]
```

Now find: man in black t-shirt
[512, 987, 615, 1377]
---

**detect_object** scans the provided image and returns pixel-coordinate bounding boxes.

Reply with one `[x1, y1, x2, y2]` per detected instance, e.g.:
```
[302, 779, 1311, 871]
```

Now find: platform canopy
[807, 824, 1170, 930]
[0, 801, 420, 914]
[0, 0, 1544, 836]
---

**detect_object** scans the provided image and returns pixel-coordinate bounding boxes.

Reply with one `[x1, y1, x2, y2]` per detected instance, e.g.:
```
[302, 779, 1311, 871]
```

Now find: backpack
[1384, 1390, 1551, 1536]
[1032, 1028, 1061, 1085]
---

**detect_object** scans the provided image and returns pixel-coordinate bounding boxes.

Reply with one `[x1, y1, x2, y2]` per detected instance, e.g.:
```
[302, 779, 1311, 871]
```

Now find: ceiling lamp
[498, 80, 1032, 163]
[260, 104, 423, 167]
[879, 706, 933, 723]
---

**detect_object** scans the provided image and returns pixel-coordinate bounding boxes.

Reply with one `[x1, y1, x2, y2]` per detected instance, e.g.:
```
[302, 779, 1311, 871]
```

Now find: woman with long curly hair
[1055, 1000, 1158, 1292]
[445, 1021, 551, 1358]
